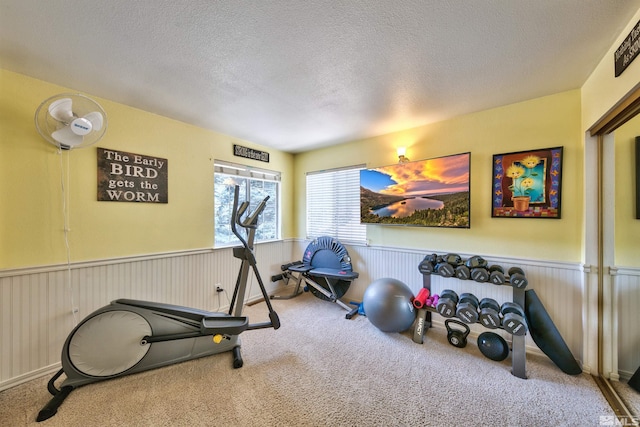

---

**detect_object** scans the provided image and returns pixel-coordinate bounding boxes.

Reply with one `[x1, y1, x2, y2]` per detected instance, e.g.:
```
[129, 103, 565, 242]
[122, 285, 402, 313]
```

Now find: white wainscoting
[614, 266, 640, 380]
[1, 240, 586, 390]
[0, 240, 294, 391]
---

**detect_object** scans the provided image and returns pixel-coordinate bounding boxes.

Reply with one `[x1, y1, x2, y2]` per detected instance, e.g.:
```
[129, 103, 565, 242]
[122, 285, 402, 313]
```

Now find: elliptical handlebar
[241, 196, 270, 228]
[230, 185, 270, 248]
[236, 201, 250, 219]
[228, 185, 281, 331]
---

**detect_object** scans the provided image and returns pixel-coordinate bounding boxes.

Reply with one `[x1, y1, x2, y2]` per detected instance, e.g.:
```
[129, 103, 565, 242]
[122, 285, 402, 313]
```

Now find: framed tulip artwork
[491, 147, 563, 218]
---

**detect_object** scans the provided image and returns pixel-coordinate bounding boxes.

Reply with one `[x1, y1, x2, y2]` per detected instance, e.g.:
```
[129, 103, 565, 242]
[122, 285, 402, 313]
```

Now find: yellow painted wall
[294, 90, 583, 262]
[0, 70, 294, 269]
[582, 8, 640, 132]
[5, 3, 639, 271]
[614, 114, 640, 267]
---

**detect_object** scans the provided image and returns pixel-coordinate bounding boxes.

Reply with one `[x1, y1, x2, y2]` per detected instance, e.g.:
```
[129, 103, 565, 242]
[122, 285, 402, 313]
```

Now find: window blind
[306, 164, 367, 244]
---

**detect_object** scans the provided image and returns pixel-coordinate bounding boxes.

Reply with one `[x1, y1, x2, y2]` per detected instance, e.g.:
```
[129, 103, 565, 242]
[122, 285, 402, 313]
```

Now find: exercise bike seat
[288, 263, 312, 273]
[308, 267, 359, 280]
[271, 237, 360, 319]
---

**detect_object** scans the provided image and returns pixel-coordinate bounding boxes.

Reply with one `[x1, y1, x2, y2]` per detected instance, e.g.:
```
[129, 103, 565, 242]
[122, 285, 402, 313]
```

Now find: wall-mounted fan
[35, 93, 107, 149]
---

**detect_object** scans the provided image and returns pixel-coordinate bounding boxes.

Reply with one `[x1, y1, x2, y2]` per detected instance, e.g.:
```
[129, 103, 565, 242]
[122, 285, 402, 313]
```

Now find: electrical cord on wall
[58, 148, 78, 326]
[215, 287, 231, 312]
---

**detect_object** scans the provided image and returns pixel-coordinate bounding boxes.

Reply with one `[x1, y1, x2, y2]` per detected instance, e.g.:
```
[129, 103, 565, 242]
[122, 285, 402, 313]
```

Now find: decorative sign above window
[615, 19, 640, 77]
[233, 144, 269, 163]
[97, 148, 168, 203]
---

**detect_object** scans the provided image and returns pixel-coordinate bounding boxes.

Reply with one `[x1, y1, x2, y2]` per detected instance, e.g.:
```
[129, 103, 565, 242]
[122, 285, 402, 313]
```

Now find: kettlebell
[445, 319, 470, 348]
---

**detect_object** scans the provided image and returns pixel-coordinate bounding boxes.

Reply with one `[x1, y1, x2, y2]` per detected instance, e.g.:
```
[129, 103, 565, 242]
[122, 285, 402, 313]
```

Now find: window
[306, 165, 367, 244]
[214, 161, 280, 246]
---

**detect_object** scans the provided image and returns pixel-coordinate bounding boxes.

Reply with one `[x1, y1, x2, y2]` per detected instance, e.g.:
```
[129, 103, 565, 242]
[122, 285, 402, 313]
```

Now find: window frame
[214, 160, 281, 247]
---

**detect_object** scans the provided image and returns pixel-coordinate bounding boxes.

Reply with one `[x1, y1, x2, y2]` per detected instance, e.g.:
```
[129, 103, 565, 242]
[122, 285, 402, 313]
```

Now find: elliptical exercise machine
[37, 185, 280, 422]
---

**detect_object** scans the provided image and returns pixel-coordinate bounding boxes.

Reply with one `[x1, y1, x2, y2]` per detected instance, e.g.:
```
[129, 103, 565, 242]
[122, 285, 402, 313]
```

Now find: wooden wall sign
[233, 144, 269, 162]
[97, 148, 168, 203]
[615, 19, 640, 77]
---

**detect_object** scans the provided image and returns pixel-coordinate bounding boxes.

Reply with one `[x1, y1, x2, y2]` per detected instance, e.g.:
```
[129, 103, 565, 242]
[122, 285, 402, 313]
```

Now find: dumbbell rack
[413, 265, 527, 379]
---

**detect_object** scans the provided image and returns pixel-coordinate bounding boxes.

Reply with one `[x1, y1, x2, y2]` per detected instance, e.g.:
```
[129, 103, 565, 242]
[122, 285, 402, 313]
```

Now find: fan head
[35, 93, 107, 150]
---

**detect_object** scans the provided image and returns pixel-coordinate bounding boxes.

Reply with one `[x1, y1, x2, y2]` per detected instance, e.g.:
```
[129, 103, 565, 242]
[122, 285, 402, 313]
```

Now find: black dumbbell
[435, 262, 454, 277]
[436, 289, 458, 318]
[455, 264, 471, 280]
[466, 256, 489, 282]
[478, 298, 501, 329]
[501, 302, 528, 336]
[435, 253, 462, 277]
[472, 268, 489, 282]
[456, 293, 479, 324]
[418, 254, 439, 275]
[443, 253, 463, 266]
[489, 265, 506, 285]
[465, 255, 487, 269]
[508, 267, 528, 289]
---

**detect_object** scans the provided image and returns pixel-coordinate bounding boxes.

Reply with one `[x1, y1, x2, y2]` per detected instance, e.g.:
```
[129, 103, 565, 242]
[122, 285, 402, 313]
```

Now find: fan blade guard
[34, 93, 107, 149]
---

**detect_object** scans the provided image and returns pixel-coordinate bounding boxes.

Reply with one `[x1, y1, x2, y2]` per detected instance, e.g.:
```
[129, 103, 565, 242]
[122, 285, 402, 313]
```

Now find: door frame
[585, 83, 640, 419]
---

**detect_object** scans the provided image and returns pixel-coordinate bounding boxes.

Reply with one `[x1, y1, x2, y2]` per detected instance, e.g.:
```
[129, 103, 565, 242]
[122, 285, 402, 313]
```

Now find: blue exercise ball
[363, 278, 416, 332]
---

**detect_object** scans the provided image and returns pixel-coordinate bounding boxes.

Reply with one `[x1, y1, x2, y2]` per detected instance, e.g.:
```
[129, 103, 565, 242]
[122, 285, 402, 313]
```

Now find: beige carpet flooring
[0, 292, 617, 426]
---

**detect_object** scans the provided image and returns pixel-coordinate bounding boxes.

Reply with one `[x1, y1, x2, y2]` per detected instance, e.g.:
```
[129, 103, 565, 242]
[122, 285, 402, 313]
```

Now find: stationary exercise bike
[37, 185, 280, 422]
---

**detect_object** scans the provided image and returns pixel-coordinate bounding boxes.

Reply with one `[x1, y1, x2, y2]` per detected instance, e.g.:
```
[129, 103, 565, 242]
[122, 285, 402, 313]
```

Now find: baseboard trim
[0, 363, 61, 392]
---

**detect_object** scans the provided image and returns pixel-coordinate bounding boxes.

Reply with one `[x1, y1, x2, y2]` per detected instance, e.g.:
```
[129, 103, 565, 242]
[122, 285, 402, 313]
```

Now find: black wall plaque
[233, 144, 269, 163]
[615, 19, 640, 77]
[97, 148, 168, 203]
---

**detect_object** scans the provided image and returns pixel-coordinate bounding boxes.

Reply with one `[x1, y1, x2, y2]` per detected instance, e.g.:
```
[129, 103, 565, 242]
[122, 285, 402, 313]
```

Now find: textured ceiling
[1, 1, 639, 152]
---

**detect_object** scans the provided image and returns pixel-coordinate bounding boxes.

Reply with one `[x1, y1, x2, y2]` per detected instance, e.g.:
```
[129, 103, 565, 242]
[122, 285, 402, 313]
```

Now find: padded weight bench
[270, 236, 360, 319]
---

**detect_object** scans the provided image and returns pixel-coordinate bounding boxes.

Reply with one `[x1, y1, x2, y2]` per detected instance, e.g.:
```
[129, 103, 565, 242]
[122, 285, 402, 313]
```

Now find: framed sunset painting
[360, 152, 470, 228]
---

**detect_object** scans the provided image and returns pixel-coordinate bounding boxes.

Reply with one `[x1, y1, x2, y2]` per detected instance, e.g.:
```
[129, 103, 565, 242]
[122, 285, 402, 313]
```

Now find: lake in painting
[371, 197, 444, 218]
